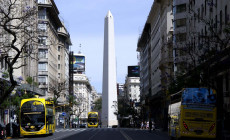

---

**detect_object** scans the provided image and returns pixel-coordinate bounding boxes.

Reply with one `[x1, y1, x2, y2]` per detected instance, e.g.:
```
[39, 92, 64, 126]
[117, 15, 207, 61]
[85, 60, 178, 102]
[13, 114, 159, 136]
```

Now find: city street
[9, 128, 170, 140]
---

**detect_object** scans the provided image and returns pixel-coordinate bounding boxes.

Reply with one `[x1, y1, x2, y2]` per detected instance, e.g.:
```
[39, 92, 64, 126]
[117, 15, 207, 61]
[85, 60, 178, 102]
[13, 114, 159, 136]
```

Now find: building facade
[72, 73, 92, 124]
[173, 0, 230, 138]
[137, 0, 173, 129]
[124, 77, 140, 104]
[0, 0, 71, 125]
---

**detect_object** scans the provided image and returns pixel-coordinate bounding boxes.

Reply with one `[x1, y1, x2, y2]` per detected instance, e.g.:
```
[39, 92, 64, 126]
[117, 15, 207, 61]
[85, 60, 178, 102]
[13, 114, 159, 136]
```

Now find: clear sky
[54, 0, 154, 93]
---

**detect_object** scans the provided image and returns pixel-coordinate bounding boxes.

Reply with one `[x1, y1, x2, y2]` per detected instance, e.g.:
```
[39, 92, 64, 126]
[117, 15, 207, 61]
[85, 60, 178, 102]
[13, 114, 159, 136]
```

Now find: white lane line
[88, 129, 101, 140]
[120, 130, 133, 140]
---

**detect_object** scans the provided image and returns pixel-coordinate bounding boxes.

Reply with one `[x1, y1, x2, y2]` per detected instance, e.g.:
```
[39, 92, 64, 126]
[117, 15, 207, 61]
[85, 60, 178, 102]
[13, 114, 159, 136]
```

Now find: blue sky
[55, 0, 154, 93]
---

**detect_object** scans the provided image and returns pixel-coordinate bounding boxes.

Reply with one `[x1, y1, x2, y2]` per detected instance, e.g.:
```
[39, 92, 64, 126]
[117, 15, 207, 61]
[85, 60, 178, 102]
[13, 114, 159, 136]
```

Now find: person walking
[141, 121, 144, 129]
[149, 120, 152, 132]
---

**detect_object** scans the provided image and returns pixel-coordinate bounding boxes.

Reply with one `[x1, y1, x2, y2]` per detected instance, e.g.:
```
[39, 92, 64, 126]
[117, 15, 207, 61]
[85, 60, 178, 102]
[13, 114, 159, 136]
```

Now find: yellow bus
[20, 98, 55, 136]
[87, 112, 99, 128]
[168, 88, 217, 139]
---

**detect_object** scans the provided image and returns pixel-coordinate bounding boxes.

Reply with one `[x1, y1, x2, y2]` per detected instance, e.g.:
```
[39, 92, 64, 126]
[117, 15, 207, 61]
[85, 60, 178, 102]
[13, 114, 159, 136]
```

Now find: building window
[38, 23, 47, 32]
[38, 9, 46, 19]
[38, 36, 47, 45]
[58, 46, 61, 51]
[38, 76, 47, 84]
[176, 4, 186, 13]
[58, 55, 60, 60]
[58, 64, 60, 69]
[38, 63, 47, 71]
[175, 33, 187, 42]
[38, 49, 48, 59]
[175, 18, 186, 27]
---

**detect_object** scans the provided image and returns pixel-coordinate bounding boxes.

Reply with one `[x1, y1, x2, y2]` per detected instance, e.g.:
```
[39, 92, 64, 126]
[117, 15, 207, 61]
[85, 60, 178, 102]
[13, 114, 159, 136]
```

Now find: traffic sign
[4, 110, 8, 114]
[62, 112, 66, 116]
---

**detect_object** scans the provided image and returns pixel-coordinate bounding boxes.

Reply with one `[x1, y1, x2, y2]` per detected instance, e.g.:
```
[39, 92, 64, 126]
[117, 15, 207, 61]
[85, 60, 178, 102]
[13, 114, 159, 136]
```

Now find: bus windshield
[21, 101, 45, 126]
[182, 88, 216, 105]
[88, 114, 97, 118]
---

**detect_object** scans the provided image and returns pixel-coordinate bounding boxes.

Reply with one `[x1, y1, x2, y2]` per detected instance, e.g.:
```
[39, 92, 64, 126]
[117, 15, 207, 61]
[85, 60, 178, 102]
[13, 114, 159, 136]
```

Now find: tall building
[117, 83, 125, 97]
[0, 0, 71, 124]
[102, 11, 118, 127]
[72, 74, 92, 124]
[37, 0, 68, 99]
[137, 0, 173, 129]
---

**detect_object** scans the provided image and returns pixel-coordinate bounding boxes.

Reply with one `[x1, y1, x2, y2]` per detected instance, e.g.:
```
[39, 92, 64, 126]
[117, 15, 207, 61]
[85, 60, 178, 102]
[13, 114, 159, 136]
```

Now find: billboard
[128, 66, 140, 77]
[73, 55, 85, 72]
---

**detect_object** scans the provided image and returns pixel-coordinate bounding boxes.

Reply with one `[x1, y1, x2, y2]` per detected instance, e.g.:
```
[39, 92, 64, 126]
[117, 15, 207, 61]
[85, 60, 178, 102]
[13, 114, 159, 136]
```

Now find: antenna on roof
[78, 44, 81, 54]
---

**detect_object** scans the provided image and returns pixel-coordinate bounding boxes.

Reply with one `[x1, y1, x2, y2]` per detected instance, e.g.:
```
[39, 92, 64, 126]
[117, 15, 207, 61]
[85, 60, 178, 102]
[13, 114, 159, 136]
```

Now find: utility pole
[9, 96, 12, 137]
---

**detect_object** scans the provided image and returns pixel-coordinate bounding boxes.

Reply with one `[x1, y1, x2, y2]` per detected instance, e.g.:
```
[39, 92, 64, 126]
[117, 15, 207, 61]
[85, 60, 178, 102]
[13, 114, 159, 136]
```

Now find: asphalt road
[9, 128, 170, 140]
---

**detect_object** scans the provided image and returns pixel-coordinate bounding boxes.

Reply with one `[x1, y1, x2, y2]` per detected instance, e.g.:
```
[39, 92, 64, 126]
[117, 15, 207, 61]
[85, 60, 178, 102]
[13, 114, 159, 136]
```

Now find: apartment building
[0, 0, 71, 124]
[73, 74, 92, 123]
[117, 83, 125, 97]
[37, 0, 71, 101]
[137, 0, 173, 129]
[124, 77, 140, 104]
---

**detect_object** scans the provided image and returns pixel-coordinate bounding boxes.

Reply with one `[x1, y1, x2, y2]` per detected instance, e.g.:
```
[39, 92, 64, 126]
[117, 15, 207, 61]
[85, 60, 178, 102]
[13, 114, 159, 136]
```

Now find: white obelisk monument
[101, 10, 118, 127]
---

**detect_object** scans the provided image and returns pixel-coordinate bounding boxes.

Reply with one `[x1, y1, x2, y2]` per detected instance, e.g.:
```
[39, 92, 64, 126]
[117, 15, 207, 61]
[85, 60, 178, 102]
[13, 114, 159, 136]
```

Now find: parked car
[0, 124, 6, 140]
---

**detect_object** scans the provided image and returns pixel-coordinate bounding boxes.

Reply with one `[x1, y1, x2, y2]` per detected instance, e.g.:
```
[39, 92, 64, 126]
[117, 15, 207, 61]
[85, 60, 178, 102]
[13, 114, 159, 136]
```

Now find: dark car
[79, 123, 87, 128]
[0, 124, 6, 140]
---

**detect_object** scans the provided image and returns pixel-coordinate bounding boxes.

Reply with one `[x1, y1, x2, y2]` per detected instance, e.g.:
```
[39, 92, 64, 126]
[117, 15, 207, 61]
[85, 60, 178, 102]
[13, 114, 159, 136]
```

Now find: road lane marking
[120, 130, 133, 140]
[88, 130, 101, 140]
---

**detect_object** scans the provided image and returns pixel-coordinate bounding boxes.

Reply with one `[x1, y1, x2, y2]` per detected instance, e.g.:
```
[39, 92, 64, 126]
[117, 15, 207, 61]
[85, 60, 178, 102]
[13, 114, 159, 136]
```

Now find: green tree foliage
[93, 97, 102, 111]
[26, 77, 33, 85]
[0, 89, 33, 117]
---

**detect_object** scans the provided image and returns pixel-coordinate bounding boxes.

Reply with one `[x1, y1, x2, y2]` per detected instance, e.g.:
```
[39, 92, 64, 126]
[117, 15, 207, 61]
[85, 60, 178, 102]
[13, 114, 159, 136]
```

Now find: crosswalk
[55, 128, 86, 132]
[55, 128, 161, 133]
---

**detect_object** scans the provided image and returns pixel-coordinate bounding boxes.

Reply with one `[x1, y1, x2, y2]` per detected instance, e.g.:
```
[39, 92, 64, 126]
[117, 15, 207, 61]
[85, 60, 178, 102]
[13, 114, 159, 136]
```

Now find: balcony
[37, 0, 62, 27]
[38, 71, 48, 76]
[38, 57, 48, 62]
[39, 83, 48, 89]
[38, 0, 52, 6]
[38, 45, 49, 49]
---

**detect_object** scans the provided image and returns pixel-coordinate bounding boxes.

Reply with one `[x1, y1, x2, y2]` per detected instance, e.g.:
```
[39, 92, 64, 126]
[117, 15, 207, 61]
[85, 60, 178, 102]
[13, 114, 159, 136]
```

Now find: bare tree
[170, 2, 230, 91]
[0, 0, 39, 105]
[50, 81, 68, 107]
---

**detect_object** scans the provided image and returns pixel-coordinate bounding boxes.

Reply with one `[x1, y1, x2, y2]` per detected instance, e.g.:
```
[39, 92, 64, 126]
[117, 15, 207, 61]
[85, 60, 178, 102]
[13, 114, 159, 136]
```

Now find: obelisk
[101, 10, 118, 127]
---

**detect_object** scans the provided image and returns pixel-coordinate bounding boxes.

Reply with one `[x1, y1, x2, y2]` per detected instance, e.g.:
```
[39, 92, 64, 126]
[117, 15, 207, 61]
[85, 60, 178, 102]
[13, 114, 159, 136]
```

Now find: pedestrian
[144, 121, 147, 129]
[152, 120, 155, 131]
[149, 120, 152, 132]
[141, 121, 144, 129]
[146, 121, 149, 129]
